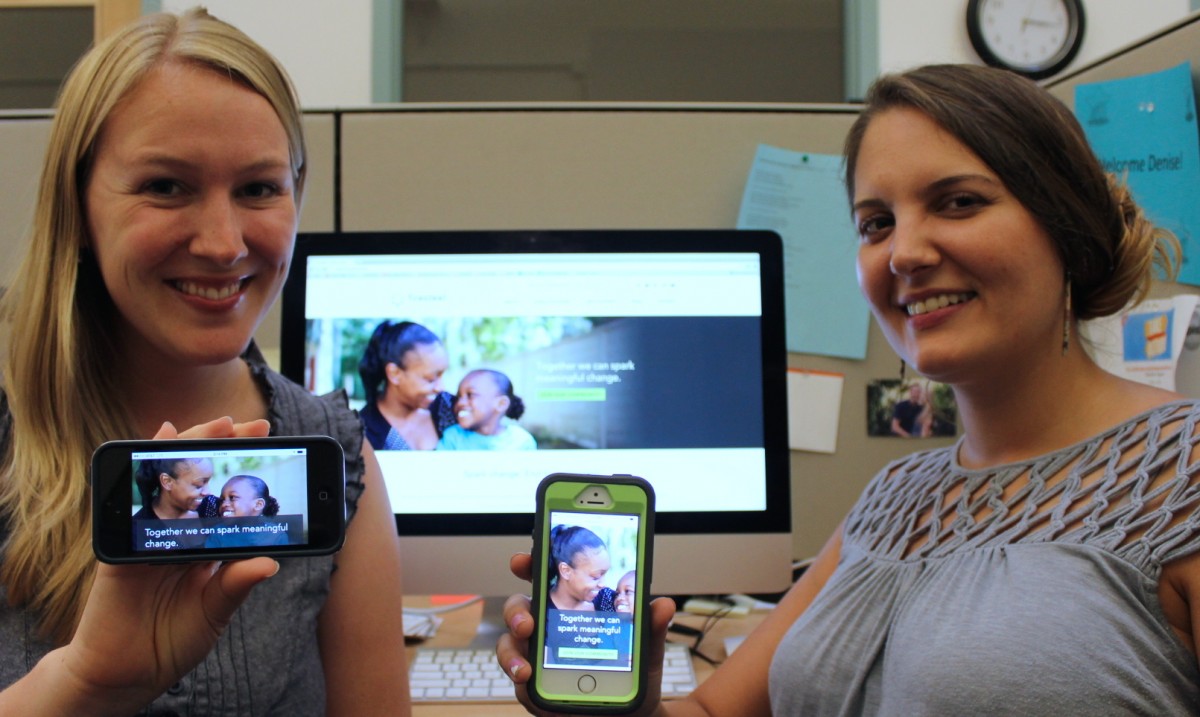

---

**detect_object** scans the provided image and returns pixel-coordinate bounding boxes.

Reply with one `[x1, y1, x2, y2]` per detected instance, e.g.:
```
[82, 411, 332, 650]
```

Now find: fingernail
[509, 613, 525, 632]
[508, 661, 525, 681]
[267, 560, 280, 577]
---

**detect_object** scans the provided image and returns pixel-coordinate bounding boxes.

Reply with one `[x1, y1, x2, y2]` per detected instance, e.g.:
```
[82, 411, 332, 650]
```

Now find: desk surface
[407, 597, 765, 717]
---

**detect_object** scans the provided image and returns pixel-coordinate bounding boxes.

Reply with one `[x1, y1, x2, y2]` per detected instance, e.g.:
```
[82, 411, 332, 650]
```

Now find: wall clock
[966, 0, 1086, 80]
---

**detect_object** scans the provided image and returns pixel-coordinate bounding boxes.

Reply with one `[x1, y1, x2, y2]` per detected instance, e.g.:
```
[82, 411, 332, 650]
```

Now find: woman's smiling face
[852, 107, 1066, 387]
[84, 61, 297, 369]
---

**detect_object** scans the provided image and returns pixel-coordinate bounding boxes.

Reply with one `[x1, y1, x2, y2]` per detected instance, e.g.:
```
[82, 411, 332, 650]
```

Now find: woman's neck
[376, 391, 432, 428]
[550, 586, 589, 610]
[120, 352, 265, 438]
[151, 496, 191, 520]
[951, 347, 1179, 469]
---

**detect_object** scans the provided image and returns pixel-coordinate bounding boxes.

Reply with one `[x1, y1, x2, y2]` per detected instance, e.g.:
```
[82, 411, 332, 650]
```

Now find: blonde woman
[0, 9, 407, 715]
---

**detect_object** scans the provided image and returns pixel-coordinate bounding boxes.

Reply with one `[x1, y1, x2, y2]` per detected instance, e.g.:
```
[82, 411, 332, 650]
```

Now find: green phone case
[529, 473, 655, 714]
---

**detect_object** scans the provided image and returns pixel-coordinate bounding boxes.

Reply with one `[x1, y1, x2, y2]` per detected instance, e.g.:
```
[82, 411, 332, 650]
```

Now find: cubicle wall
[0, 12, 1197, 561]
[1046, 11, 1200, 108]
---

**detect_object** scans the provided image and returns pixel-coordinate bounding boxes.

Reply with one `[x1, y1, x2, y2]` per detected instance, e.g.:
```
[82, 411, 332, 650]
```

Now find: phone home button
[577, 675, 597, 694]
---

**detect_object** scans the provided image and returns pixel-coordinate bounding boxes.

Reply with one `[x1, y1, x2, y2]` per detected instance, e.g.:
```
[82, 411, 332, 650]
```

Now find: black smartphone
[529, 473, 655, 714]
[92, 435, 346, 564]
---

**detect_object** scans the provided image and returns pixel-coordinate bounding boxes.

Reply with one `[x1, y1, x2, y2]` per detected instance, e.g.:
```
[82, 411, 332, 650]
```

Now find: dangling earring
[1062, 274, 1072, 356]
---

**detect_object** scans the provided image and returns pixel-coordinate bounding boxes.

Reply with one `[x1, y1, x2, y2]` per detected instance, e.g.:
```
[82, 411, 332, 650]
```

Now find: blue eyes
[143, 179, 183, 197]
[239, 182, 282, 199]
[140, 179, 284, 200]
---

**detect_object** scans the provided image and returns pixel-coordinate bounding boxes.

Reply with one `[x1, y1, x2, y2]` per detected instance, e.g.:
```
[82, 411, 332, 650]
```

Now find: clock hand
[1020, 0, 1037, 32]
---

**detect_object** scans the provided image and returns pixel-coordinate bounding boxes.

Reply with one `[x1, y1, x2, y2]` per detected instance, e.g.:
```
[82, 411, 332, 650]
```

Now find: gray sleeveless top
[0, 355, 368, 716]
[770, 400, 1200, 716]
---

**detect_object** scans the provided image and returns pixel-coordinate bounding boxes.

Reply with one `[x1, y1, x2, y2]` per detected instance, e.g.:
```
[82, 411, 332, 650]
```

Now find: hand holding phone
[6, 418, 280, 714]
[497, 559, 677, 717]
[527, 473, 656, 714]
[92, 434, 346, 563]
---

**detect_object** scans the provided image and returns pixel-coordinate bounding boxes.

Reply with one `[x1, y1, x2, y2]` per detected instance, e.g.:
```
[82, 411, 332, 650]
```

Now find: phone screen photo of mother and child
[542, 511, 642, 672]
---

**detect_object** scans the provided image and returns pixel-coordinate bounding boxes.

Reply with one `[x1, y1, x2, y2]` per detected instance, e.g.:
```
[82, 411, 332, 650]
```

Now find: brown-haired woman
[499, 63, 1200, 716]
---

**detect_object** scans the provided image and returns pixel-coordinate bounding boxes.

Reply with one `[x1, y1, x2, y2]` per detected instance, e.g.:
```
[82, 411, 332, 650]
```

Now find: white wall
[159, 1, 1195, 107]
[161, 0, 374, 108]
[876, 0, 1193, 77]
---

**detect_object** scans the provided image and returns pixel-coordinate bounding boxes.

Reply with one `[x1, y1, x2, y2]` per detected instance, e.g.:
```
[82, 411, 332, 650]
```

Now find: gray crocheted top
[770, 400, 1200, 716]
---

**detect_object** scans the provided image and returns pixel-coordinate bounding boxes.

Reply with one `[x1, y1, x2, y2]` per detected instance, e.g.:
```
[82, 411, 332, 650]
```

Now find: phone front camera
[318, 490, 330, 501]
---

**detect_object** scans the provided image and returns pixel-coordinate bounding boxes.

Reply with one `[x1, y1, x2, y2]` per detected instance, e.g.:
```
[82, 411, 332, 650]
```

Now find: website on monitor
[300, 252, 769, 515]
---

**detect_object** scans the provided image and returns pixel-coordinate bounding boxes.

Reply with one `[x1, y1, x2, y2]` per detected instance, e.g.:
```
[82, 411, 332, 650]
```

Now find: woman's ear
[253, 498, 266, 513]
[384, 361, 403, 384]
[158, 472, 173, 491]
[496, 395, 511, 414]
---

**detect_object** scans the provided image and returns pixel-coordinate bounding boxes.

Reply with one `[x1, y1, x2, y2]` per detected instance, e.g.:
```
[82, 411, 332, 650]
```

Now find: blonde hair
[843, 64, 1179, 321]
[0, 8, 305, 642]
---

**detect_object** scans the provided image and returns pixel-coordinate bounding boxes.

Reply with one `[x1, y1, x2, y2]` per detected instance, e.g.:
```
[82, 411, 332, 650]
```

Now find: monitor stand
[465, 596, 510, 649]
[407, 595, 516, 650]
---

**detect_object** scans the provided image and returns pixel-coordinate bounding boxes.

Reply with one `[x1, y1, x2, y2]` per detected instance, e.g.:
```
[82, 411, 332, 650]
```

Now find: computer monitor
[279, 229, 792, 603]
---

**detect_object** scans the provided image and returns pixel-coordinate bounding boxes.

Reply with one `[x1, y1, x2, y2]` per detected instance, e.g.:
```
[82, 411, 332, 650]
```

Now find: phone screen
[541, 509, 641, 673]
[129, 445, 311, 554]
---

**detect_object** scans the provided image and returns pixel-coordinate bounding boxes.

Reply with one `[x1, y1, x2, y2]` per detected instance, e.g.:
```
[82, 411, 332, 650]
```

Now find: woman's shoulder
[249, 361, 370, 519]
[245, 357, 355, 434]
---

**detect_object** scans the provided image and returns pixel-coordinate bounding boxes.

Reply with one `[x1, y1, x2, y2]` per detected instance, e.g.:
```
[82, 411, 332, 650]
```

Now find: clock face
[967, 0, 1085, 79]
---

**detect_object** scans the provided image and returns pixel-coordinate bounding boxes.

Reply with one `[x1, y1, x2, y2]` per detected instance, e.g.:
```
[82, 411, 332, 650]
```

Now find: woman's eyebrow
[924, 173, 999, 193]
[125, 153, 291, 175]
[851, 197, 885, 215]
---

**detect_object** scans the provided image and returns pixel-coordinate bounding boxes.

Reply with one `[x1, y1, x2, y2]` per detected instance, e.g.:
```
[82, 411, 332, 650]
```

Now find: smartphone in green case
[529, 473, 655, 714]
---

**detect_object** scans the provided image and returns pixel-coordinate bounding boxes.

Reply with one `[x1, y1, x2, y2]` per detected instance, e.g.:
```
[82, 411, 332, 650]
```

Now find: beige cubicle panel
[255, 112, 337, 367]
[0, 116, 49, 285]
[340, 105, 855, 230]
[1046, 11, 1200, 110]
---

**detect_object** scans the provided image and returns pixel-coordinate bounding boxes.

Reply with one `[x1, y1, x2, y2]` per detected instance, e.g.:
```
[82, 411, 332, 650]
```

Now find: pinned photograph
[867, 379, 958, 438]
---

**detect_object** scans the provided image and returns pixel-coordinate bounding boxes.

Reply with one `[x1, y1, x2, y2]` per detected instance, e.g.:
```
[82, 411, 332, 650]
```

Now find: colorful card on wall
[1074, 62, 1200, 285]
[1080, 294, 1200, 391]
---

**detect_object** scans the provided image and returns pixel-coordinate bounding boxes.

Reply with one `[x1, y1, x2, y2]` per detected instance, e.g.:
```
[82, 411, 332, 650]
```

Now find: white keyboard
[409, 642, 699, 703]
[409, 647, 515, 703]
[659, 642, 701, 698]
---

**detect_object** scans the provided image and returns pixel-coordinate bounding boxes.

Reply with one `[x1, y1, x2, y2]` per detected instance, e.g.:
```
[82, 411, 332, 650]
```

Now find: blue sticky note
[737, 145, 869, 359]
[1075, 62, 1200, 285]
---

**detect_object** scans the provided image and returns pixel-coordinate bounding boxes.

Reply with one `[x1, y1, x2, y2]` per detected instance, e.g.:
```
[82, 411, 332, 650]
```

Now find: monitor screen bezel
[279, 229, 790, 539]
